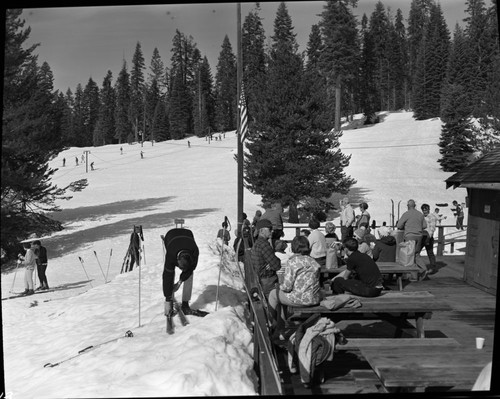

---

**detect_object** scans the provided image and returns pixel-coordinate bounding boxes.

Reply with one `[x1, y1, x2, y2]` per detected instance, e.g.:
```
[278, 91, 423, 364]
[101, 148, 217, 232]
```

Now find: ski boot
[181, 301, 208, 317]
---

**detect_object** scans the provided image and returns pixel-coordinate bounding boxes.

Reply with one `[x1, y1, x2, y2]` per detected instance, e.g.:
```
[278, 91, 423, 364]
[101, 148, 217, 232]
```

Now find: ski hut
[445, 149, 500, 295]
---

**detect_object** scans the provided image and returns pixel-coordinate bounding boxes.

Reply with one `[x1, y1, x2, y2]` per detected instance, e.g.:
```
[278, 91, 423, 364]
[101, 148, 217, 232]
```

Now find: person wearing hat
[18, 239, 37, 295]
[354, 227, 372, 258]
[372, 228, 397, 262]
[250, 218, 281, 298]
[162, 228, 208, 317]
[261, 203, 284, 249]
[330, 237, 384, 297]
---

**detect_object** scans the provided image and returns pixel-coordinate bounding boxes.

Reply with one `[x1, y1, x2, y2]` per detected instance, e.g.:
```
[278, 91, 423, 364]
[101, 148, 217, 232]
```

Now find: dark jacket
[36, 246, 48, 264]
[372, 235, 397, 262]
[162, 228, 199, 300]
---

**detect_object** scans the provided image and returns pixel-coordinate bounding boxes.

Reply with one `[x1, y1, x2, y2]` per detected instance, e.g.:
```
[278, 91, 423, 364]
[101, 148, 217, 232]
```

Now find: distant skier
[163, 228, 208, 317]
[75, 156, 79, 166]
[120, 147, 123, 155]
[188, 141, 191, 148]
[81, 154, 85, 163]
[140, 151, 144, 159]
[90, 162, 94, 171]
[62, 158, 66, 167]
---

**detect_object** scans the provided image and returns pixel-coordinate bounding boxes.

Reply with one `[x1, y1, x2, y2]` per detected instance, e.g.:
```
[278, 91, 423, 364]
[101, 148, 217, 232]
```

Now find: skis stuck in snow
[166, 300, 190, 335]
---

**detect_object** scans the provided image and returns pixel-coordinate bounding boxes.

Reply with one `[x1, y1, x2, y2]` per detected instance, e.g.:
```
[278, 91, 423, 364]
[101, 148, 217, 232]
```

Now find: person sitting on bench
[330, 237, 384, 297]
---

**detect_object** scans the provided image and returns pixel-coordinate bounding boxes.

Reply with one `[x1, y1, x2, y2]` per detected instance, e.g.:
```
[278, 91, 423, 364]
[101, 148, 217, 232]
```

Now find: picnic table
[359, 343, 490, 392]
[320, 261, 421, 291]
[287, 291, 451, 338]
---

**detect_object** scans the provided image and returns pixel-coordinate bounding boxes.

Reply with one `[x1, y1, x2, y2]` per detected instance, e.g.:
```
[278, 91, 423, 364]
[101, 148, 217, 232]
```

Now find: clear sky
[20, 1, 470, 93]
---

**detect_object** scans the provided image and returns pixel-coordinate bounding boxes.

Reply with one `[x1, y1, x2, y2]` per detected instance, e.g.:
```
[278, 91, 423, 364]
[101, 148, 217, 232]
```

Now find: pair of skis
[166, 299, 189, 335]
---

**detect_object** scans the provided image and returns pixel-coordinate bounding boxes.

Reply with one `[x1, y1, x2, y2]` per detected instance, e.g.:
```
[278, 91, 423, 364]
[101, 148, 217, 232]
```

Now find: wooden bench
[359, 343, 491, 392]
[321, 262, 422, 291]
[337, 337, 460, 351]
[287, 291, 451, 338]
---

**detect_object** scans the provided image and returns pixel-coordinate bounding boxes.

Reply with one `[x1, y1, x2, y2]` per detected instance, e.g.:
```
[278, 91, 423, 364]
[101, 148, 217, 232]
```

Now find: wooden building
[445, 149, 500, 295]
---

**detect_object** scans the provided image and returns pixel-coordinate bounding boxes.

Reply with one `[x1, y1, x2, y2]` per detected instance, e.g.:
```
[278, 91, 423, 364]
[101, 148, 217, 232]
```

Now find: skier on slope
[163, 228, 208, 317]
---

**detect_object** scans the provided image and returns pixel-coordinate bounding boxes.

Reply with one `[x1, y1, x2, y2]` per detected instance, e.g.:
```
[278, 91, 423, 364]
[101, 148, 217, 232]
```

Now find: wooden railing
[280, 223, 467, 256]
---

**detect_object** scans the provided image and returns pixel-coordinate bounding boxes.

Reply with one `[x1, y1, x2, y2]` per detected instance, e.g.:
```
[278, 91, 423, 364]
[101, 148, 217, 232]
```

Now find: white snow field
[1, 111, 467, 398]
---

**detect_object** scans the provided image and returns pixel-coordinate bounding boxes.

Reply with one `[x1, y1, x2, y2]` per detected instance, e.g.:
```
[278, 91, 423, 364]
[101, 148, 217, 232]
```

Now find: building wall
[464, 189, 499, 295]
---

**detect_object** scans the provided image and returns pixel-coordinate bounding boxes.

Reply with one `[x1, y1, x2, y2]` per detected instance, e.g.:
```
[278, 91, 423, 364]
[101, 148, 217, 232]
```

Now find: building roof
[446, 148, 500, 189]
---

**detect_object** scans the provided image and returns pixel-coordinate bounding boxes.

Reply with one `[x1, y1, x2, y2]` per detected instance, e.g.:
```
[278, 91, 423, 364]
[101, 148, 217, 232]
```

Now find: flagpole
[237, 2, 243, 233]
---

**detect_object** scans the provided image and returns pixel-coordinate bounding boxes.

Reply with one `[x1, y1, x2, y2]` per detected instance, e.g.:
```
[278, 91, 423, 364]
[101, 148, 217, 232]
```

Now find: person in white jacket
[18, 241, 37, 295]
[339, 197, 355, 241]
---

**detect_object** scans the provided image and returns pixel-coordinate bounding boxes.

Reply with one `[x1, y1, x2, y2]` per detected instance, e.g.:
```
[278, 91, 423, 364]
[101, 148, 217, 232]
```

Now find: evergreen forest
[2, 1, 499, 256]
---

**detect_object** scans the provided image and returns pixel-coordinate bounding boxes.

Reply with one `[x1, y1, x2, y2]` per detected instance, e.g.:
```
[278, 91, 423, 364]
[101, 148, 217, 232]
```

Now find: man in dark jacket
[372, 232, 397, 262]
[33, 240, 49, 290]
[163, 228, 207, 317]
[331, 238, 384, 297]
[250, 219, 281, 297]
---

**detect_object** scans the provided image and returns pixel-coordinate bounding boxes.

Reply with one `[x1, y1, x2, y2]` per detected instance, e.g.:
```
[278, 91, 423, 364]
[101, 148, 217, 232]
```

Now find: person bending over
[163, 228, 208, 317]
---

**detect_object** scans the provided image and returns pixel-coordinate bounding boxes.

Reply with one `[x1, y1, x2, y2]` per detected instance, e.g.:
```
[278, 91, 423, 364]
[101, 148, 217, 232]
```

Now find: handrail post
[437, 225, 444, 256]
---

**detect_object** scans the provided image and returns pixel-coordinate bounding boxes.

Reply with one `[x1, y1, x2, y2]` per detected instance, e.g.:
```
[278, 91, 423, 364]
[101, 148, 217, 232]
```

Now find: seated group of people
[251, 218, 385, 339]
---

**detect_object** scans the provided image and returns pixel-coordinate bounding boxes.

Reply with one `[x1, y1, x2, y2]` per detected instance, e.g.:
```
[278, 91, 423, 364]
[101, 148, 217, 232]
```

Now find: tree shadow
[189, 284, 247, 310]
[37, 206, 218, 261]
[48, 196, 176, 224]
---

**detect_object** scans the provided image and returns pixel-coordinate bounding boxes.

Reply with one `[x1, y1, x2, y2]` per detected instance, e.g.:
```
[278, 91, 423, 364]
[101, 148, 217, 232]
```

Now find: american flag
[239, 87, 248, 143]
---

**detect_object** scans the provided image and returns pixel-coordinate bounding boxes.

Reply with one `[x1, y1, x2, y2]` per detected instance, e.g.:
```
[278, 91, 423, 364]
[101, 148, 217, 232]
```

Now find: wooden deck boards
[274, 255, 497, 394]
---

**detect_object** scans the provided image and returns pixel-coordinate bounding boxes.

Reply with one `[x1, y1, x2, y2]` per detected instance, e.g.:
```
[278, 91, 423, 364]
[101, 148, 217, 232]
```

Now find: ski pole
[9, 262, 20, 293]
[142, 244, 146, 265]
[78, 256, 93, 288]
[120, 247, 130, 274]
[105, 249, 113, 283]
[43, 330, 133, 368]
[93, 251, 107, 282]
[139, 253, 142, 328]
[215, 216, 228, 311]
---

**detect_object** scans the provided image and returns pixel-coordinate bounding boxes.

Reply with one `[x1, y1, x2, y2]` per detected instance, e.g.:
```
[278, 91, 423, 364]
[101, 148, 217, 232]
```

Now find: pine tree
[114, 60, 132, 144]
[152, 99, 170, 141]
[73, 84, 86, 146]
[148, 47, 167, 95]
[359, 13, 379, 122]
[242, 3, 267, 131]
[407, 0, 433, 109]
[130, 42, 146, 142]
[169, 69, 190, 139]
[82, 77, 100, 146]
[244, 2, 355, 222]
[2, 9, 86, 255]
[214, 35, 237, 132]
[61, 88, 75, 146]
[463, 0, 499, 117]
[318, 0, 360, 131]
[413, 2, 450, 120]
[168, 30, 198, 136]
[145, 79, 160, 142]
[94, 71, 115, 146]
